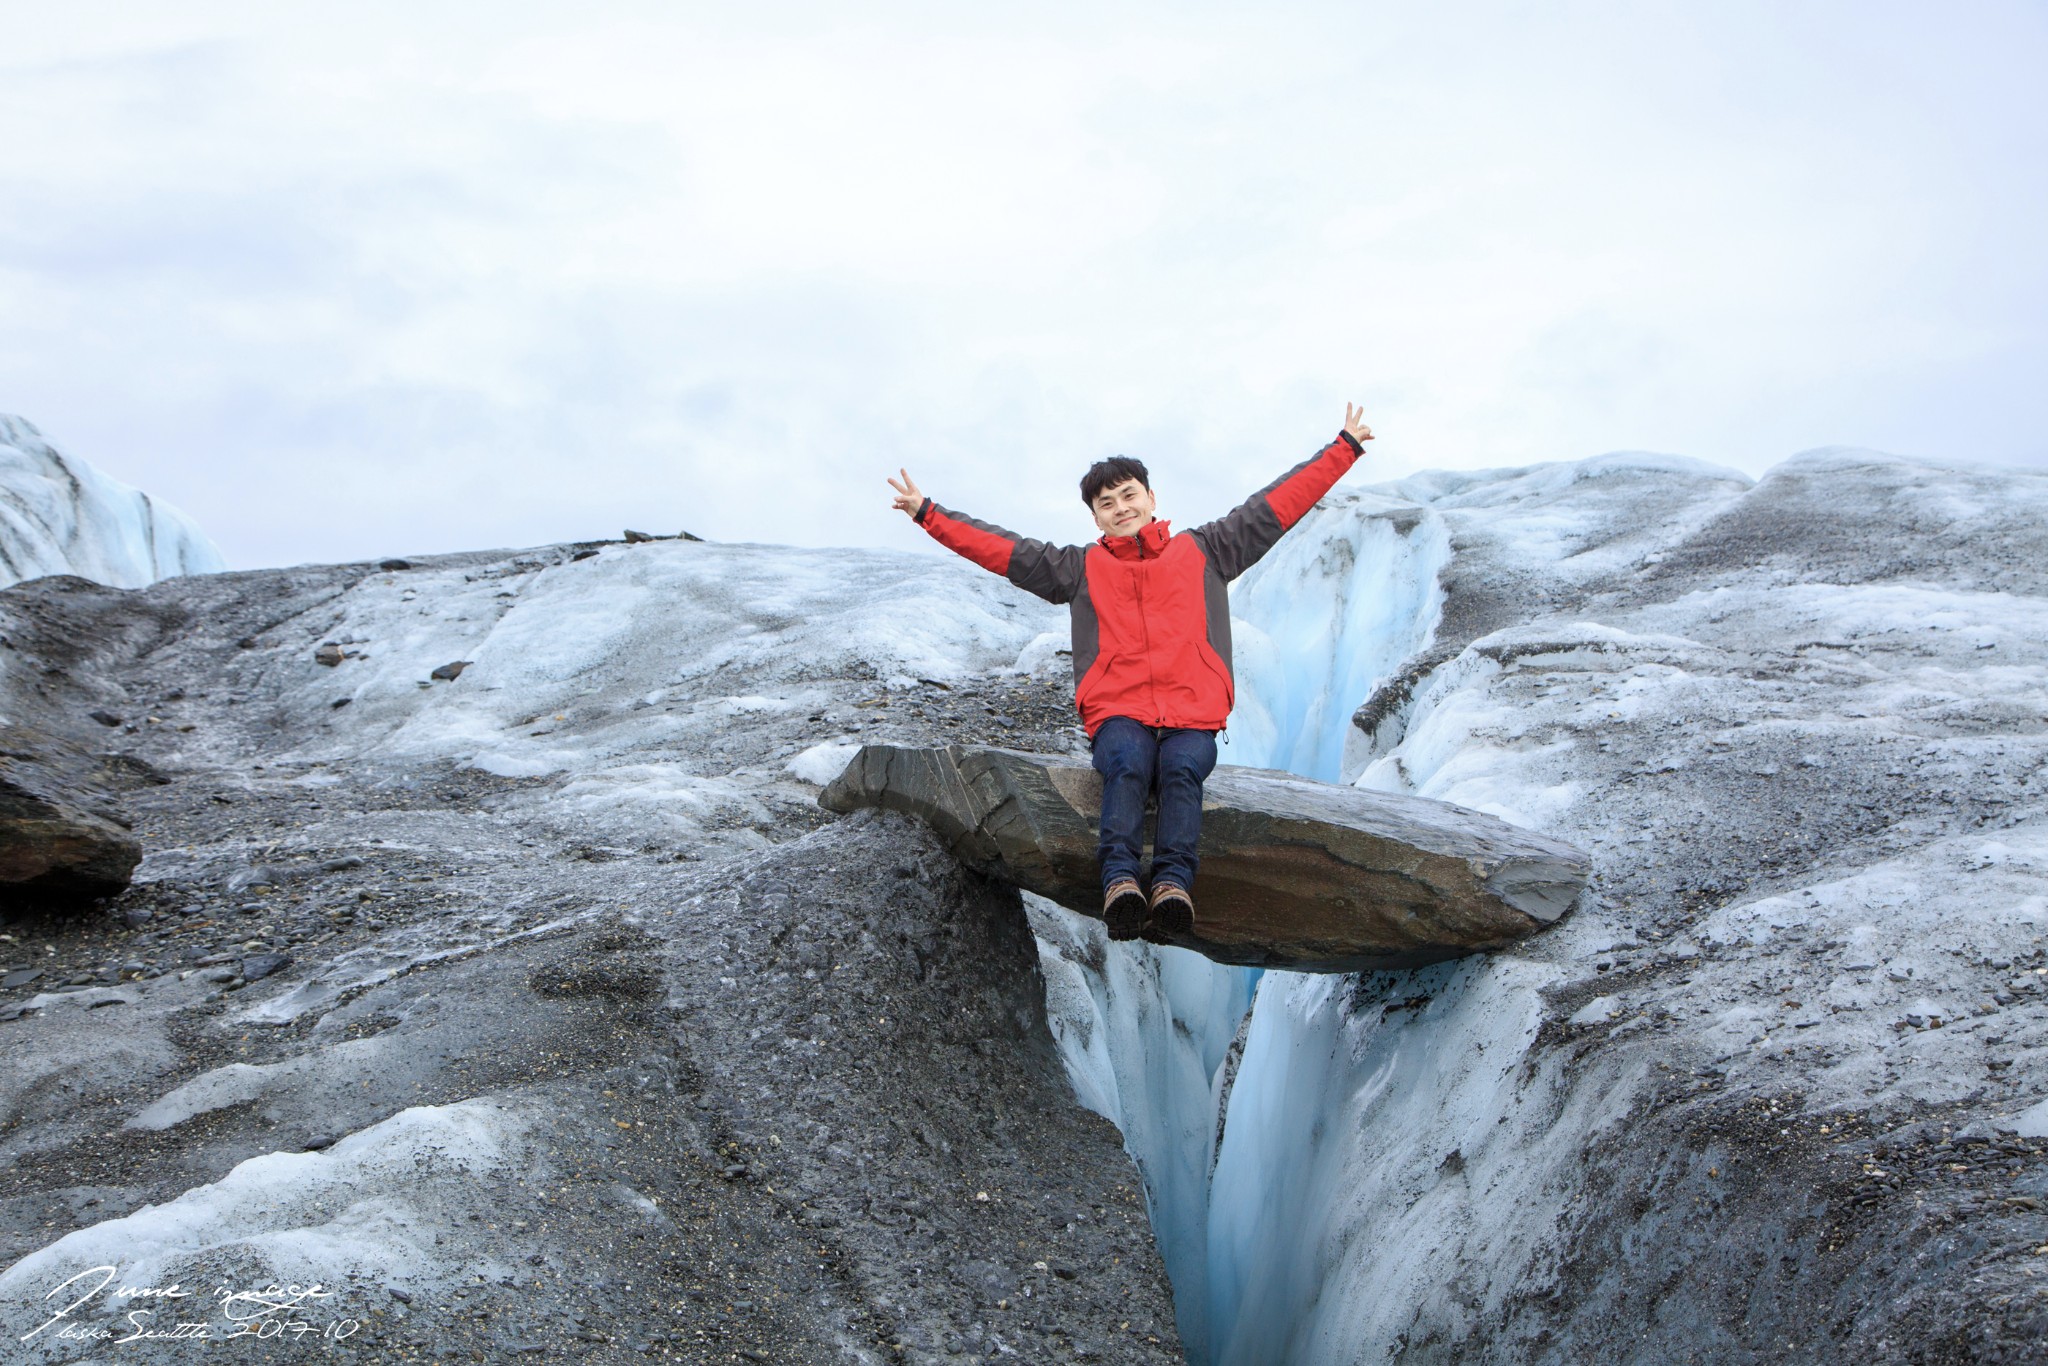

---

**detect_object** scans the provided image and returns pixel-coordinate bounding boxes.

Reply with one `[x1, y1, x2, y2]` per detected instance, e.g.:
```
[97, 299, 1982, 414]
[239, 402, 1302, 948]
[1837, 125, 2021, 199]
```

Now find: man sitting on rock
[888, 405, 1375, 941]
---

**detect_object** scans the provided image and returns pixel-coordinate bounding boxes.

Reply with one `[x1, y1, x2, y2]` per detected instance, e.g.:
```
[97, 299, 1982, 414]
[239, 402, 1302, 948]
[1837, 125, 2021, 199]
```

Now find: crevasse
[1031, 493, 1451, 1363]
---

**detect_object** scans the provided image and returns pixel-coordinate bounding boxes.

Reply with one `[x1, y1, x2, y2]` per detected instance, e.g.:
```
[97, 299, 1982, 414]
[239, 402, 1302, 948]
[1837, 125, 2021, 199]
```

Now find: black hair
[1080, 456, 1150, 507]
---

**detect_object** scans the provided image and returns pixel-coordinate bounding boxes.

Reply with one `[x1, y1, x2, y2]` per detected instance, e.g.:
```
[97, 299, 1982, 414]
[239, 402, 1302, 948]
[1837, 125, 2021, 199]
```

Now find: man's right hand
[887, 469, 925, 517]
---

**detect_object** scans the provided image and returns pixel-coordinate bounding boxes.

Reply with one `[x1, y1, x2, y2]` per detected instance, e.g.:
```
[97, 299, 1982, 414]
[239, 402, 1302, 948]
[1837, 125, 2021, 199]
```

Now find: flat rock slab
[820, 744, 1590, 972]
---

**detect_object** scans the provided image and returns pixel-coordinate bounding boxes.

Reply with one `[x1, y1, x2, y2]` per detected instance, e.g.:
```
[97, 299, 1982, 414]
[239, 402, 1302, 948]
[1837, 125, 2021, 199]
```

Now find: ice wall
[1184, 460, 1755, 1364]
[1201, 960, 1605, 1364]
[1029, 904, 1258, 1351]
[1219, 498, 1448, 781]
[1031, 491, 1451, 1360]
[0, 414, 225, 589]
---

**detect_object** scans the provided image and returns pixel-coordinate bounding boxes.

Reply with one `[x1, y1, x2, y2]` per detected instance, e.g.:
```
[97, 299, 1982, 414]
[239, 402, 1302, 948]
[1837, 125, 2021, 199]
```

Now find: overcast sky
[4, 1, 2044, 569]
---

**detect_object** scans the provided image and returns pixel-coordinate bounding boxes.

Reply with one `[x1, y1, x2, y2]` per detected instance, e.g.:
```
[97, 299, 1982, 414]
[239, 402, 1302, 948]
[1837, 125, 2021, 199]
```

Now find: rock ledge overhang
[820, 743, 1590, 973]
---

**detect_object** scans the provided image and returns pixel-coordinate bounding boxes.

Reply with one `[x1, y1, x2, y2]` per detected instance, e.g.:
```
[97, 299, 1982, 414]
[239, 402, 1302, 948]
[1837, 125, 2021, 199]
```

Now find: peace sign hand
[887, 468, 926, 517]
[1343, 402, 1374, 445]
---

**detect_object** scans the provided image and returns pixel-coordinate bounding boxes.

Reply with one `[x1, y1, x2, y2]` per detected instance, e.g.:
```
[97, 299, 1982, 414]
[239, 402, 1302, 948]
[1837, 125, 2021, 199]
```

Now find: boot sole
[1149, 890, 1193, 938]
[1104, 887, 1150, 941]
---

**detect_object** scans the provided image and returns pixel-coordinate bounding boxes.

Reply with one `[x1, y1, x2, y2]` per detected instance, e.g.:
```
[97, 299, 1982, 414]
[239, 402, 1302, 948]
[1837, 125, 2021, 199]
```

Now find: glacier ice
[1031, 448, 2048, 1363]
[787, 740, 865, 786]
[1027, 895, 1259, 1351]
[6, 423, 2040, 1359]
[117, 537, 1064, 859]
[1217, 494, 1448, 782]
[0, 415, 225, 589]
[0, 1100, 535, 1356]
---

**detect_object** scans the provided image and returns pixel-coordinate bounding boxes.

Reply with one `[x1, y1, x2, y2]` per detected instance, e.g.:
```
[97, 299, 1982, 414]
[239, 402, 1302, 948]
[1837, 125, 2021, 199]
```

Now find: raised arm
[1189, 404, 1375, 582]
[889, 468, 1086, 605]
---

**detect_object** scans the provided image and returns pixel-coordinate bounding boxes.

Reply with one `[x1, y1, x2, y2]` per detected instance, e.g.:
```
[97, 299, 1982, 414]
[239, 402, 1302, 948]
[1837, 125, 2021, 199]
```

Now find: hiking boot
[1102, 878, 1148, 941]
[1148, 881, 1194, 937]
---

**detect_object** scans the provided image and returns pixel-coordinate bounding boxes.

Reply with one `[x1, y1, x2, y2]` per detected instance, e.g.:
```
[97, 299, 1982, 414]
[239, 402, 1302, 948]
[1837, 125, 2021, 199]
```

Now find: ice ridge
[0, 414, 225, 589]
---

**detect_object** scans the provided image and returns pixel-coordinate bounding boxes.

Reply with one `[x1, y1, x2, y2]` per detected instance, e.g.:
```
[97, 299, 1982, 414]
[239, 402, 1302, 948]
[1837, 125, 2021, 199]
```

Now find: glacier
[0, 415, 225, 589]
[0, 534, 1176, 1362]
[1031, 447, 2048, 1363]
[5, 437, 2047, 1362]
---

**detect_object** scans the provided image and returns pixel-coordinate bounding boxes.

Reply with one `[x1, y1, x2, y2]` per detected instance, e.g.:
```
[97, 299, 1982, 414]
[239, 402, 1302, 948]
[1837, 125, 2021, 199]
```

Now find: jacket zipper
[1137, 536, 1162, 725]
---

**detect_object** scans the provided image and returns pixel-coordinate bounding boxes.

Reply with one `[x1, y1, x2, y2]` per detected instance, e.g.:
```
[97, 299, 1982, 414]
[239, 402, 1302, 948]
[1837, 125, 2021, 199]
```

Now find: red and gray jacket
[913, 431, 1365, 738]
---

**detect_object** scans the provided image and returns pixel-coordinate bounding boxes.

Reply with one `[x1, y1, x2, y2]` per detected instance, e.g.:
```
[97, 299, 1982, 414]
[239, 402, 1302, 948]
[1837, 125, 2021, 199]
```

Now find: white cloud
[1, 0, 2044, 569]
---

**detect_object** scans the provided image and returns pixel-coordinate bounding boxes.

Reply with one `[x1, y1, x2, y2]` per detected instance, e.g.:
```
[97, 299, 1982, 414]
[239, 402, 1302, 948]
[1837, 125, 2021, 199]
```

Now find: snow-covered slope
[0, 415, 224, 588]
[1034, 447, 2048, 1363]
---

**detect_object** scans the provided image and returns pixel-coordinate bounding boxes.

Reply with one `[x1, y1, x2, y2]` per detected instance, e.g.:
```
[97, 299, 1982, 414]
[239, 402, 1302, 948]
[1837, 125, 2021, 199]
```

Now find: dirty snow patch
[787, 741, 862, 787]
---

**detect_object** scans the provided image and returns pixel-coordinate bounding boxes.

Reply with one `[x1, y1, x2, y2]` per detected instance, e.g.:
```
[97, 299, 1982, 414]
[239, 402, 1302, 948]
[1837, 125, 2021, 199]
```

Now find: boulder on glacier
[0, 727, 142, 899]
[819, 742, 1589, 972]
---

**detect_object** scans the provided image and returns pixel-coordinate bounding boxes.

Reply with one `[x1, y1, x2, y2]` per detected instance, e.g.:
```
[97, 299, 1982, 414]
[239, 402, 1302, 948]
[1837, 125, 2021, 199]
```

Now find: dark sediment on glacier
[0, 562, 1181, 1365]
[820, 742, 1589, 973]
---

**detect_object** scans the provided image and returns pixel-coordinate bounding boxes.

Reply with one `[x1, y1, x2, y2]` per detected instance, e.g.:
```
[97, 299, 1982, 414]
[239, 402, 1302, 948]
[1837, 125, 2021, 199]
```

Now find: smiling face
[1090, 477, 1158, 538]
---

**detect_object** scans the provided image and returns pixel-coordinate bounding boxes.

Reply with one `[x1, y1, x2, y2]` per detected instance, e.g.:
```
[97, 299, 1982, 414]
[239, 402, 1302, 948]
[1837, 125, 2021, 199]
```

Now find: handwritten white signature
[21, 1266, 363, 1345]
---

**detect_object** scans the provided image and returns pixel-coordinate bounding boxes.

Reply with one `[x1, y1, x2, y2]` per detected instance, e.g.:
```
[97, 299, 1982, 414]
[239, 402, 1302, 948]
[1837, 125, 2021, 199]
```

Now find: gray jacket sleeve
[1189, 432, 1363, 581]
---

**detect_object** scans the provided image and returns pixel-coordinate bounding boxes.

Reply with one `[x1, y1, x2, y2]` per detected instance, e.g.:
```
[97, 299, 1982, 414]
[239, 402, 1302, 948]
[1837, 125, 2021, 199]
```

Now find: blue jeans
[1091, 716, 1219, 894]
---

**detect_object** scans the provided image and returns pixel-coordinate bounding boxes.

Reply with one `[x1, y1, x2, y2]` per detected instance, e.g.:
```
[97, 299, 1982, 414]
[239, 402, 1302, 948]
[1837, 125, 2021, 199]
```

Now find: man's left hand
[1343, 402, 1374, 445]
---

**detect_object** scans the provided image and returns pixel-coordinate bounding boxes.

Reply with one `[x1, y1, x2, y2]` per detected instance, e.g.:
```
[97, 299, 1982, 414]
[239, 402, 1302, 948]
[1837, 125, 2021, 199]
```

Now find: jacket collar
[1098, 518, 1173, 560]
